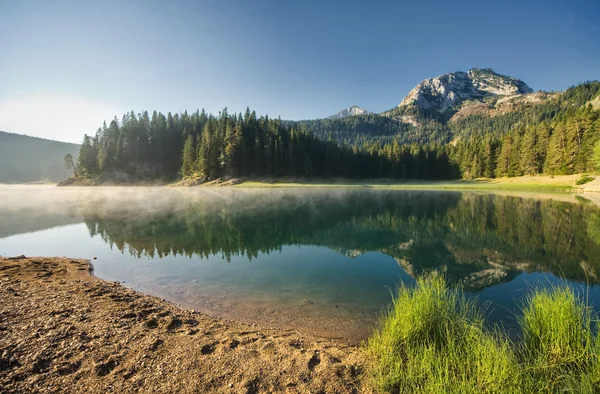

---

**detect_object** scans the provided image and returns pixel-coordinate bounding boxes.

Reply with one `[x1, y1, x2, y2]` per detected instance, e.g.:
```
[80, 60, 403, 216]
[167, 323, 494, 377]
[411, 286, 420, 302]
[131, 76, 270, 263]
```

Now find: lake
[1, 186, 600, 342]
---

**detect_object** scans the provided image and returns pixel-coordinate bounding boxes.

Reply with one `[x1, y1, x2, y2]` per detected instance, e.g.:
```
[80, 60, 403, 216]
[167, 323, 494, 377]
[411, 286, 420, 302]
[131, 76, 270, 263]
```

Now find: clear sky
[0, 0, 598, 143]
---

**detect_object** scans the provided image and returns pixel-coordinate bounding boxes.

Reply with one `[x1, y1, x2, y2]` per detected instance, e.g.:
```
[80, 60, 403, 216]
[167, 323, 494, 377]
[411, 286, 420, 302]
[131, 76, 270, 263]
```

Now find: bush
[576, 174, 595, 185]
[520, 286, 599, 392]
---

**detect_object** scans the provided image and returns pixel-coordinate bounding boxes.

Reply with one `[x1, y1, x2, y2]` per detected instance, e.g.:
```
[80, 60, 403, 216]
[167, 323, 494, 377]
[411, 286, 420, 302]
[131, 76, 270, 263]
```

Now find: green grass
[519, 287, 600, 392]
[367, 274, 600, 393]
[170, 174, 583, 192]
[231, 175, 580, 192]
[576, 174, 596, 185]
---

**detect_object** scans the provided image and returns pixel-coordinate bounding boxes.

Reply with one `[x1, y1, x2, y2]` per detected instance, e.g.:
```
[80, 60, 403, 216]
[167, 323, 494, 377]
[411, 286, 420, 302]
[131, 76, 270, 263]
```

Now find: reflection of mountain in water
[78, 190, 600, 291]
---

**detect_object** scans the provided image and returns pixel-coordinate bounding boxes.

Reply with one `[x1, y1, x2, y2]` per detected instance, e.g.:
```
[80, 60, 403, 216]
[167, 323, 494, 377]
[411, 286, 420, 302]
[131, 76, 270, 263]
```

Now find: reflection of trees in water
[587, 211, 600, 246]
[83, 191, 452, 260]
[82, 190, 600, 289]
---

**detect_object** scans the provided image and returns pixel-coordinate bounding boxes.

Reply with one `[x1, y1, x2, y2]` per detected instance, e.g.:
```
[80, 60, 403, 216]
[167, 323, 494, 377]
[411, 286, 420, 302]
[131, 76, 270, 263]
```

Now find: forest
[76, 108, 456, 181]
[451, 104, 600, 178]
[75, 81, 600, 182]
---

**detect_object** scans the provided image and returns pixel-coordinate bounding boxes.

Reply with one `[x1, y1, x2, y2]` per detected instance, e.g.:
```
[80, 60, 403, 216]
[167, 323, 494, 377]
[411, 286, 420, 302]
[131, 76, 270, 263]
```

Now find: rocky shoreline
[0, 256, 367, 393]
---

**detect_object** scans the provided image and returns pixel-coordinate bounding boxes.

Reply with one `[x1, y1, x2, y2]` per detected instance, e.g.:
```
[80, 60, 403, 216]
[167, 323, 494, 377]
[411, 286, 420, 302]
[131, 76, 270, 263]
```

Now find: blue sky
[0, 0, 599, 143]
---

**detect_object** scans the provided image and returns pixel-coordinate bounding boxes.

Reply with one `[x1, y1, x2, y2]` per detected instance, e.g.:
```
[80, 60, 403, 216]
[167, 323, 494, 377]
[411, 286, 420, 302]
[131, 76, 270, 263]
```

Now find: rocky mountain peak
[328, 105, 372, 119]
[467, 68, 533, 96]
[398, 68, 533, 113]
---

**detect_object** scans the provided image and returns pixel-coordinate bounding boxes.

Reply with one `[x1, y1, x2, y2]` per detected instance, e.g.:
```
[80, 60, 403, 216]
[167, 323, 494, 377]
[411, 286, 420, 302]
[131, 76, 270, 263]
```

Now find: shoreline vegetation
[2, 257, 599, 393]
[368, 273, 600, 393]
[57, 173, 600, 193]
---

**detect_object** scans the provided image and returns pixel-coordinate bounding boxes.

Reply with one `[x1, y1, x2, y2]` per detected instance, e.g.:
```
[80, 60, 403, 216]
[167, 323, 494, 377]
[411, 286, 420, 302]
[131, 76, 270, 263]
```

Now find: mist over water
[1, 186, 600, 341]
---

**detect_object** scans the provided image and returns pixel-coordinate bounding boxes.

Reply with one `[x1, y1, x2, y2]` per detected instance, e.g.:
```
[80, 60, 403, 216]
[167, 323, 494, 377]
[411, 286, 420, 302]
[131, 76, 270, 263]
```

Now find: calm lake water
[1, 186, 600, 342]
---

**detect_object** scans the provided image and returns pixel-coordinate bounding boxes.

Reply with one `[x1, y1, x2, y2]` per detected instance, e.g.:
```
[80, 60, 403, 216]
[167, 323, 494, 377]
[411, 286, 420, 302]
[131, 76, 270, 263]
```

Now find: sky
[0, 0, 599, 143]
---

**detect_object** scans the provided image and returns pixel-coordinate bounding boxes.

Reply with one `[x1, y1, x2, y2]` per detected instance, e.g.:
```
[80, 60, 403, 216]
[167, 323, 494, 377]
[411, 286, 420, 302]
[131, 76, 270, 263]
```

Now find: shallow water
[1, 186, 599, 342]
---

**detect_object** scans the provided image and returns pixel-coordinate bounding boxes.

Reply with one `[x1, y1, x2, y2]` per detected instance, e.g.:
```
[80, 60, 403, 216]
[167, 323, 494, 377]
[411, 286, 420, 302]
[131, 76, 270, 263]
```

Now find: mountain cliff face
[328, 105, 372, 119]
[397, 68, 533, 113]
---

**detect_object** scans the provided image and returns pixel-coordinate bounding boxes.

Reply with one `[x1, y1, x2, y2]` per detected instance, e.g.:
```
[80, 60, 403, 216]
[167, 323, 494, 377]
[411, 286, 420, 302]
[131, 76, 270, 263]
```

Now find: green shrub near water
[367, 273, 520, 393]
[576, 174, 595, 185]
[367, 273, 600, 393]
[520, 287, 600, 392]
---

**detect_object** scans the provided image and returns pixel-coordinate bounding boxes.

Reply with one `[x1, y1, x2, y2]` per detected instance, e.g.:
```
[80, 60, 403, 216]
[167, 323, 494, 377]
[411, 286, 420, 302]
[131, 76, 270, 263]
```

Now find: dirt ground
[0, 256, 369, 393]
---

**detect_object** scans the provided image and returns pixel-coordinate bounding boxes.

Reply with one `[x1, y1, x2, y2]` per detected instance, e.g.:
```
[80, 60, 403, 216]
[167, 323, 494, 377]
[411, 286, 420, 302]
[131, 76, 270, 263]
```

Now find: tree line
[450, 104, 600, 178]
[76, 108, 457, 181]
[74, 82, 600, 182]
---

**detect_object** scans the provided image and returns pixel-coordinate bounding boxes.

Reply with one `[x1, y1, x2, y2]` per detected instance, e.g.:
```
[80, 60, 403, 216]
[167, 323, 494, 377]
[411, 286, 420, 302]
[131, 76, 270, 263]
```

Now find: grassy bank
[230, 174, 589, 192]
[367, 273, 600, 393]
[65, 173, 596, 192]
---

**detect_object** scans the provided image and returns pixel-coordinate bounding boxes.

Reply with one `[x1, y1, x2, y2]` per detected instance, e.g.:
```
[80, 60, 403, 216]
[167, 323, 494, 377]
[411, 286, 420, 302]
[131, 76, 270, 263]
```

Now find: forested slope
[0, 131, 80, 183]
[294, 81, 600, 179]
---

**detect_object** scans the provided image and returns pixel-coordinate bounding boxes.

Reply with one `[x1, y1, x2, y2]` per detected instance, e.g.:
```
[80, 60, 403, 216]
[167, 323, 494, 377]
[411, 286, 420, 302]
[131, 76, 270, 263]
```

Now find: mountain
[0, 131, 80, 184]
[397, 68, 533, 115]
[293, 68, 545, 145]
[289, 71, 599, 180]
[327, 105, 372, 119]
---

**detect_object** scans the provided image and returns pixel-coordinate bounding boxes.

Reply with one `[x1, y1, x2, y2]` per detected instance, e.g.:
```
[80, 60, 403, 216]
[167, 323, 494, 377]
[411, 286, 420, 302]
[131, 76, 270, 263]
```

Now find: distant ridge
[0, 131, 80, 183]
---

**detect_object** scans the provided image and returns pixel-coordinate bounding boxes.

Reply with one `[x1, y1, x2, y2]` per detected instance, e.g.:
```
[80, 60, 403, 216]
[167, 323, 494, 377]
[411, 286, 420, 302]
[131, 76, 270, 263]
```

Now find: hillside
[0, 131, 80, 183]
[285, 71, 600, 180]
[290, 71, 599, 150]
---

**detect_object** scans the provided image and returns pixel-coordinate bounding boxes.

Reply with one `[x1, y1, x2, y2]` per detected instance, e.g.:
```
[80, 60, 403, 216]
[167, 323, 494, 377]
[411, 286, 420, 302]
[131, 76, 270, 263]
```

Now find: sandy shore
[0, 256, 368, 393]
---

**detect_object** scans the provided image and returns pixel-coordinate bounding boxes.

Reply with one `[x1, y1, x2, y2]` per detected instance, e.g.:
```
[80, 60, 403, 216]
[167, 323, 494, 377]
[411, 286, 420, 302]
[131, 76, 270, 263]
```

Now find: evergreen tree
[495, 133, 513, 177]
[181, 133, 196, 177]
[520, 125, 538, 175]
[593, 140, 600, 172]
[77, 134, 97, 175]
[544, 123, 568, 174]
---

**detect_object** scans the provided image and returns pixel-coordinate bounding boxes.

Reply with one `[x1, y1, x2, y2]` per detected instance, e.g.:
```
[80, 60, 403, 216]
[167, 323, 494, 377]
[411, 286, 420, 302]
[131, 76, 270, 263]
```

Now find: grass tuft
[576, 174, 595, 185]
[368, 275, 600, 393]
[367, 272, 520, 393]
[520, 285, 599, 392]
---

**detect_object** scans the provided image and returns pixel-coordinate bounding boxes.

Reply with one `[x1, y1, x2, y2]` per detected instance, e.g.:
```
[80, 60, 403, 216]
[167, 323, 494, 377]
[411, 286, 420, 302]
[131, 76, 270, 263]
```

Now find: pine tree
[181, 133, 196, 177]
[520, 126, 538, 175]
[77, 134, 97, 176]
[482, 135, 497, 178]
[534, 123, 550, 174]
[495, 134, 513, 177]
[565, 117, 583, 174]
[544, 123, 568, 174]
[197, 120, 219, 179]
[593, 140, 600, 173]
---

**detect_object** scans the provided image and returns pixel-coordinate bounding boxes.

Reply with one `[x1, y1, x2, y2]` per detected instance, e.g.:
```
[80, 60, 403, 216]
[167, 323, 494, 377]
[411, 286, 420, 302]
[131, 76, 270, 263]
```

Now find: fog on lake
[1, 186, 599, 341]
